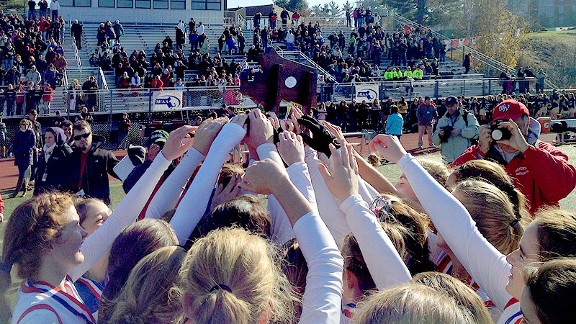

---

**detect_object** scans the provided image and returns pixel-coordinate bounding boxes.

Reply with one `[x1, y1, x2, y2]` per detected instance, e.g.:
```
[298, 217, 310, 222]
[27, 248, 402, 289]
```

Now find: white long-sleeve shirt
[398, 154, 520, 323]
[340, 194, 412, 290]
[145, 148, 204, 219]
[72, 153, 171, 280]
[169, 123, 246, 244]
[295, 212, 343, 324]
[305, 149, 351, 249]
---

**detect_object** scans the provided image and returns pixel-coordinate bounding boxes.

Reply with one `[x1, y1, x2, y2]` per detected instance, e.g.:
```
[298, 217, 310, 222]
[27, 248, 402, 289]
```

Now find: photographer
[452, 99, 576, 214]
[432, 96, 479, 163]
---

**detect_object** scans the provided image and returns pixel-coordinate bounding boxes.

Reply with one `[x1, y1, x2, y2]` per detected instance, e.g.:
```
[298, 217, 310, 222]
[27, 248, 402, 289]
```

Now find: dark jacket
[71, 22, 83, 38]
[35, 128, 73, 195]
[63, 135, 120, 204]
[13, 129, 36, 167]
[123, 159, 151, 193]
[123, 159, 175, 194]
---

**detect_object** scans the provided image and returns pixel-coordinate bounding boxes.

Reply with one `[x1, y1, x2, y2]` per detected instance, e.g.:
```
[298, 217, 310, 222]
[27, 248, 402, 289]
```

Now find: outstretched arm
[240, 159, 343, 324]
[320, 143, 411, 289]
[371, 134, 512, 310]
[145, 118, 227, 219]
[170, 117, 246, 244]
[73, 126, 195, 281]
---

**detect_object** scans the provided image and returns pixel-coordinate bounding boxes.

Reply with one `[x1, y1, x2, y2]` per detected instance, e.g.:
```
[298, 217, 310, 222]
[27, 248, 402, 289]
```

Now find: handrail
[63, 69, 69, 88]
[74, 43, 82, 71]
[391, 14, 514, 74]
[274, 46, 336, 82]
[99, 68, 109, 90]
[78, 19, 230, 28]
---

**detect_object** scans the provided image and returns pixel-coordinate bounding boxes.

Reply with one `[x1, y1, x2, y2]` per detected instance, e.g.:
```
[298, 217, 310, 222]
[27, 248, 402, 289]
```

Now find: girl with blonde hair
[107, 246, 186, 323]
[68, 79, 79, 113]
[354, 283, 475, 324]
[179, 228, 296, 323]
[370, 134, 576, 324]
[177, 155, 343, 323]
[0, 126, 194, 323]
[412, 272, 493, 324]
[446, 159, 530, 220]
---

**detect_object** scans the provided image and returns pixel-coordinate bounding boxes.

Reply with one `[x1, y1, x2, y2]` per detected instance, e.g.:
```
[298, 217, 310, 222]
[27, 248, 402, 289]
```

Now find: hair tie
[210, 284, 232, 293]
[510, 219, 520, 227]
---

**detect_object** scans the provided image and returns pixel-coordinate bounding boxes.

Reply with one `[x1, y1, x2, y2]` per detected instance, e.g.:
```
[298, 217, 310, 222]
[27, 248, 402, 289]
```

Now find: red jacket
[451, 141, 576, 215]
[43, 86, 54, 102]
[150, 79, 163, 91]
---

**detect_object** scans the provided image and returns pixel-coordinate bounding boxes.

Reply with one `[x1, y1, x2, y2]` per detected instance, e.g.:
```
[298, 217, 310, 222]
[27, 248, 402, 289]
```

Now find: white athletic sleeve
[170, 123, 246, 244]
[256, 142, 294, 246]
[340, 194, 412, 289]
[398, 153, 512, 310]
[72, 153, 171, 281]
[294, 212, 343, 324]
[305, 149, 351, 249]
[256, 142, 282, 165]
[287, 162, 318, 214]
[269, 161, 319, 246]
[358, 178, 379, 205]
[145, 148, 204, 219]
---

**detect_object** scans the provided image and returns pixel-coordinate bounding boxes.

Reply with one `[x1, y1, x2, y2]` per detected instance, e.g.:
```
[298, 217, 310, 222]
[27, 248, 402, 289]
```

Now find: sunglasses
[73, 132, 91, 141]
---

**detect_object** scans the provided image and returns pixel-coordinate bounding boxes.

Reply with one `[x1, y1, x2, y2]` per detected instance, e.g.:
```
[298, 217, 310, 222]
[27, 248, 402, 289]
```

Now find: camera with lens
[439, 126, 453, 142]
[490, 122, 512, 141]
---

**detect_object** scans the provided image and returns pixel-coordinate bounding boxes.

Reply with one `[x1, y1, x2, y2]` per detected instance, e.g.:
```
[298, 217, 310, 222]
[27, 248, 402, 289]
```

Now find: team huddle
[1, 99, 576, 323]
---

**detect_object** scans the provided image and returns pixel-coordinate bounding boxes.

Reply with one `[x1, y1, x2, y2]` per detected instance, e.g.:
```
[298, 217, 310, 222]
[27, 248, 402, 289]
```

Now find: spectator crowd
[0, 10, 66, 117]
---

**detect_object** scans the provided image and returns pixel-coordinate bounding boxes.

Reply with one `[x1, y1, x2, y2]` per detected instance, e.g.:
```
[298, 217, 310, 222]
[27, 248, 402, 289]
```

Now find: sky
[227, 0, 352, 10]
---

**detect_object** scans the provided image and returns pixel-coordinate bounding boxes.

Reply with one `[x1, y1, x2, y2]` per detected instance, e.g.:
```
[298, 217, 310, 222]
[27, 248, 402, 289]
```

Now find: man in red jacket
[451, 99, 576, 214]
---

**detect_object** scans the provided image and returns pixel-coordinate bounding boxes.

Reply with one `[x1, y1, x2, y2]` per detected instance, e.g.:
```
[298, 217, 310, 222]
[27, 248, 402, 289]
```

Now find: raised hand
[230, 113, 248, 128]
[369, 134, 408, 164]
[318, 142, 359, 201]
[493, 119, 530, 153]
[321, 120, 346, 142]
[239, 158, 289, 195]
[298, 115, 340, 156]
[210, 174, 241, 211]
[478, 124, 493, 154]
[277, 131, 305, 166]
[244, 108, 274, 150]
[162, 125, 197, 161]
[280, 119, 295, 133]
[192, 117, 229, 156]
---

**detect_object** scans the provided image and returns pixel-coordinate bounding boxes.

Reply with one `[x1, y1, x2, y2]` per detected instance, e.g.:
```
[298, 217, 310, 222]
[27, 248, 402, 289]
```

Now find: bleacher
[50, 16, 506, 114]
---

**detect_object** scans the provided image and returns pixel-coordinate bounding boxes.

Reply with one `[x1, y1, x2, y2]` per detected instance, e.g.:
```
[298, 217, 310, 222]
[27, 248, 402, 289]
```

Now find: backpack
[462, 110, 479, 145]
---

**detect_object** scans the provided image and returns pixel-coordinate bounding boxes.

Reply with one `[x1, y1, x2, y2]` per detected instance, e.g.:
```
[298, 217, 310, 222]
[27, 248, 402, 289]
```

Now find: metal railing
[325, 77, 541, 103]
[58, 86, 250, 115]
[275, 47, 336, 82]
[99, 68, 109, 91]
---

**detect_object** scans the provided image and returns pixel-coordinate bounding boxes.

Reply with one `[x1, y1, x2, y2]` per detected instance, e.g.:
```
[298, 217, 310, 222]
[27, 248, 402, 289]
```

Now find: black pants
[74, 36, 82, 49]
